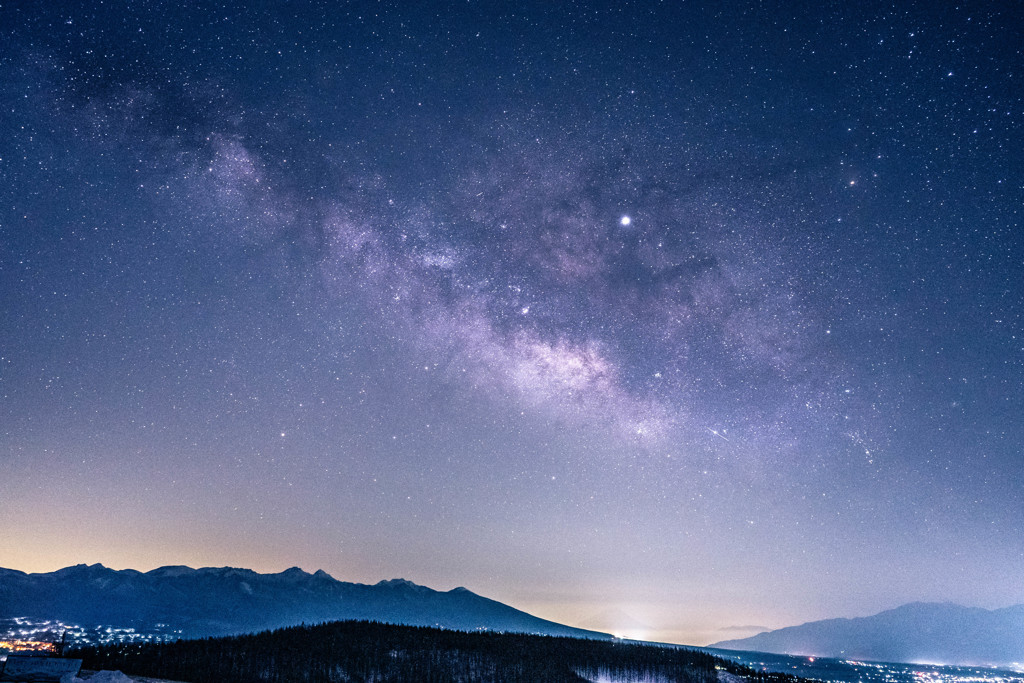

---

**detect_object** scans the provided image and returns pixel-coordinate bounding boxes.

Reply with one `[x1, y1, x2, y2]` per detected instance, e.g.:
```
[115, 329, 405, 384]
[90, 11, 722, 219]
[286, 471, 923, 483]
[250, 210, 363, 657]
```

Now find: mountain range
[6, 565, 1022, 668]
[712, 602, 1024, 668]
[0, 564, 610, 641]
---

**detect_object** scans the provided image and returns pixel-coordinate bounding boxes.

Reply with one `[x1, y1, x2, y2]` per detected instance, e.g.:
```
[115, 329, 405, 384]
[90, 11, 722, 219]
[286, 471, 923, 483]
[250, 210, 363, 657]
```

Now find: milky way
[2, 1, 1022, 644]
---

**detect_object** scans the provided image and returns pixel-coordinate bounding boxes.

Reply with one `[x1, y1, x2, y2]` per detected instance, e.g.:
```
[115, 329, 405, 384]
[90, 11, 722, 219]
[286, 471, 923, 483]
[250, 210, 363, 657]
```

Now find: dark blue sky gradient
[1, 0, 1022, 644]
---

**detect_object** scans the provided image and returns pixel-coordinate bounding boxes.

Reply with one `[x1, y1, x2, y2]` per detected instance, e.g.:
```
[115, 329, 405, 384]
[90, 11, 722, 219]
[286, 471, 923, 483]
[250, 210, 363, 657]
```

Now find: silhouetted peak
[278, 567, 311, 580]
[54, 563, 109, 576]
[376, 578, 425, 591]
[148, 565, 196, 578]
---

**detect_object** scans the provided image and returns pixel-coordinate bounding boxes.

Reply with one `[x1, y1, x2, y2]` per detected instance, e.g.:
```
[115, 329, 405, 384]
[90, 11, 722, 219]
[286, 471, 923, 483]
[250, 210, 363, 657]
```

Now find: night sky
[2, 0, 1022, 646]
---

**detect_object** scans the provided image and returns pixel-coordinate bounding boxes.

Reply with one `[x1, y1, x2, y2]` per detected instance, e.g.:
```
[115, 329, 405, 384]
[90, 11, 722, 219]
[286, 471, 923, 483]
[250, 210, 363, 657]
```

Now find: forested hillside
[71, 620, 800, 683]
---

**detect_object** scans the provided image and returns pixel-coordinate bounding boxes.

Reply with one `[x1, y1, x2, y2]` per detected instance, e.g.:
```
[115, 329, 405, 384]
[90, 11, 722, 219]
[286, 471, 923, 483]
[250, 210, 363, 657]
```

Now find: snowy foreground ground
[584, 671, 749, 683]
[63, 671, 188, 683]
[63, 669, 748, 683]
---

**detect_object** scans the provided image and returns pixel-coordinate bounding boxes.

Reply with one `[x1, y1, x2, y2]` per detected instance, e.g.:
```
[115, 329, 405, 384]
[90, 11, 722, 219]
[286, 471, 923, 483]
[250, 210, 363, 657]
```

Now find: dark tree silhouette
[70, 620, 805, 683]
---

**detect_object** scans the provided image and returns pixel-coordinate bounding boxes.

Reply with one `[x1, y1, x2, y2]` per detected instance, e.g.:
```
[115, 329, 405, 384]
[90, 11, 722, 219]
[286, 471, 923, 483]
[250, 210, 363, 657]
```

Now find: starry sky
[1, 0, 1022, 646]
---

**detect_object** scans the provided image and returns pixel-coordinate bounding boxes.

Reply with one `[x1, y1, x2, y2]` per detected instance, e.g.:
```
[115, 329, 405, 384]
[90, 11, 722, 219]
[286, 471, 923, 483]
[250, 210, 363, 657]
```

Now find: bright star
[620, 215, 631, 226]
[707, 427, 729, 442]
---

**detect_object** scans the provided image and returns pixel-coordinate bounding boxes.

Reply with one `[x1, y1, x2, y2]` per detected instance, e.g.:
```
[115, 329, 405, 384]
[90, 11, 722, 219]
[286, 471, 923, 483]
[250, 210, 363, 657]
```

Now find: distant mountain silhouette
[0, 564, 610, 640]
[712, 602, 1024, 667]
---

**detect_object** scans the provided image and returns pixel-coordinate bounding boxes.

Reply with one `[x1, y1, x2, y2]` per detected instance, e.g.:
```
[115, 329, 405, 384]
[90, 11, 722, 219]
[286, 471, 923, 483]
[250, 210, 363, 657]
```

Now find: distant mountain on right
[711, 602, 1024, 668]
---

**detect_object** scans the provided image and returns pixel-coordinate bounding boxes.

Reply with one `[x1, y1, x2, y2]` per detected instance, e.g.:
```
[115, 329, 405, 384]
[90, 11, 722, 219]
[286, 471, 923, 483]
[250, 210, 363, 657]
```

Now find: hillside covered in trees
[70, 620, 802, 683]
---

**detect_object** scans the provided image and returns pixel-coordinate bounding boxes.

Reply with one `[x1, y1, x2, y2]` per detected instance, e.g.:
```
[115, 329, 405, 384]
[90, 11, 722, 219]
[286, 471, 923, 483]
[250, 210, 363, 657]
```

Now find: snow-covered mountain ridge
[0, 563, 610, 641]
